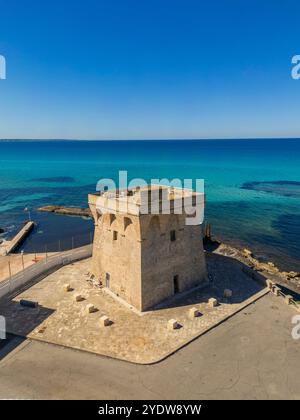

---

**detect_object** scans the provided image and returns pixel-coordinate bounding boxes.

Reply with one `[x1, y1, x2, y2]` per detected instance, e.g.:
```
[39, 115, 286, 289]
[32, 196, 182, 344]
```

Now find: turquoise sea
[0, 139, 299, 271]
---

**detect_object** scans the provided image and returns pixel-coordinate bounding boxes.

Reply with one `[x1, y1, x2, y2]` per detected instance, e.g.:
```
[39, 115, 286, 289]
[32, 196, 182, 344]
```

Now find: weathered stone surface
[208, 298, 218, 307]
[267, 262, 275, 267]
[243, 248, 252, 258]
[88, 185, 207, 312]
[254, 262, 279, 274]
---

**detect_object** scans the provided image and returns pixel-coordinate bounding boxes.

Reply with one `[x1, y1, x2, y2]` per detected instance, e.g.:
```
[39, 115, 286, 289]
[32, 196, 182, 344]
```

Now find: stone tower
[88, 185, 207, 311]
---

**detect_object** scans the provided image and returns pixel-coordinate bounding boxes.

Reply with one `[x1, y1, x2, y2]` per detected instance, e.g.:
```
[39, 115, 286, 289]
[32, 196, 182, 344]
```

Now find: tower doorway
[173, 275, 179, 294]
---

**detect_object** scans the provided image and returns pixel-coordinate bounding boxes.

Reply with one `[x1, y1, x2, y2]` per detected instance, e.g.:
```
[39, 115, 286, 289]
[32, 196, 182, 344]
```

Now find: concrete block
[64, 284, 72, 292]
[272, 286, 281, 296]
[100, 315, 111, 327]
[188, 307, 201, 319]
[223, 289, 232, 298]
[285, 295, 293, 305]
[74, 294, 84, 302]
[168, 319, 179, 330]
[208, 298, 218, 308]
[86, 304, 97, 313]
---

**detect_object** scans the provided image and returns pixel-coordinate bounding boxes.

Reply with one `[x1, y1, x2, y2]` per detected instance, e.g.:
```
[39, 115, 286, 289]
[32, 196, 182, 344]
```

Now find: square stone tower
[88, 185, 207, 311]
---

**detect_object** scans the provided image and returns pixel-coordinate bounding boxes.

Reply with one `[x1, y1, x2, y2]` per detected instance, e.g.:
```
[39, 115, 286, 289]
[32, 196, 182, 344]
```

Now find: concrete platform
[0, 294, 300, 399]
[0, 254, 267, 364]
[3, 221, 34, 255]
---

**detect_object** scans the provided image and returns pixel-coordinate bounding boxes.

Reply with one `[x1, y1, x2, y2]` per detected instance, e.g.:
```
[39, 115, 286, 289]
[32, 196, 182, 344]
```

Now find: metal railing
[0, 244, 92, 301]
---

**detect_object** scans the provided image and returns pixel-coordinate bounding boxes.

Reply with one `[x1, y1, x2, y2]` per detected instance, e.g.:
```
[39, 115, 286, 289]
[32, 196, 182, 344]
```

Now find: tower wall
[91, 212, 143, 310]
[88, 189, 207, 312]
[140, 213, 207, 310]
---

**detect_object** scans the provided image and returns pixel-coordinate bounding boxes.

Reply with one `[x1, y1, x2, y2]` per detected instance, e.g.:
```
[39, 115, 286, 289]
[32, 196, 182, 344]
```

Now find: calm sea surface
[0, 139, 299, 271]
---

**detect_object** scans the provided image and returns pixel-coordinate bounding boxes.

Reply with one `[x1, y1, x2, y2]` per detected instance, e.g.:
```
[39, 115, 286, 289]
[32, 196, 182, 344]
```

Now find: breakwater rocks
[38, 205, 92, 218]
[211, 241, 300, 293]
[0, 228, 4, 244]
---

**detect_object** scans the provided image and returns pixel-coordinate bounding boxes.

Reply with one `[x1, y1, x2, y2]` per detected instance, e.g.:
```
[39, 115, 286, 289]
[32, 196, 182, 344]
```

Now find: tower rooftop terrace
[88, 184, 205, 217]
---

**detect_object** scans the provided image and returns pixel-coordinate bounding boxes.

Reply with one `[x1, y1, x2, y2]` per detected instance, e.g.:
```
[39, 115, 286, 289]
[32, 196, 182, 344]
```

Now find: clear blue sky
[0, 0, 300, 140]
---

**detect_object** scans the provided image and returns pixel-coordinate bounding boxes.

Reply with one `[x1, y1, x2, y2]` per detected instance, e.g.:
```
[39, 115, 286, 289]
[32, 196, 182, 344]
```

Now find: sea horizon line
[0, 137, 300, 142]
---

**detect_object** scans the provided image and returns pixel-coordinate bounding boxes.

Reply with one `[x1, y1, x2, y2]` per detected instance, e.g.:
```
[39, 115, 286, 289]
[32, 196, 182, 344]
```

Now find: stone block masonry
[88, 185, 207, 311]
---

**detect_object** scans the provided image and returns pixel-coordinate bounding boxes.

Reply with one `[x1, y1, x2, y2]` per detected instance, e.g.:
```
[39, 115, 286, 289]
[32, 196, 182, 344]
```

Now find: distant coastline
[0, 137, 300, 142]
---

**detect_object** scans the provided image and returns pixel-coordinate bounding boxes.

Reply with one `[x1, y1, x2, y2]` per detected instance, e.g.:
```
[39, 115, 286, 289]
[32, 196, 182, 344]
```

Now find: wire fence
[0, 220, 205, 283]
[1, 228, 94, 282]
[17, 230, 94, 254]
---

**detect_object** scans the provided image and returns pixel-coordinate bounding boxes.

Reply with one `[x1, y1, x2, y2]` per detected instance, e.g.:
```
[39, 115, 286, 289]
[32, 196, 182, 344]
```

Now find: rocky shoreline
[0, 227, 5, 246]
[206, 238, 300, 296]
[37, 205, 92, 218]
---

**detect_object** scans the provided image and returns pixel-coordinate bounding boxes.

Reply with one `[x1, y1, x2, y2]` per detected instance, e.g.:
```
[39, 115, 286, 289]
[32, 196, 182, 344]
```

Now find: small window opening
[170, 230, 176, 241]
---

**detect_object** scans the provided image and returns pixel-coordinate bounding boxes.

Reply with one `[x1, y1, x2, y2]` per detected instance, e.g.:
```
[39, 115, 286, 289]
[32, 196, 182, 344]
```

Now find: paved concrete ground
[1, 294, 300, 400]
[0, 255, 264, 363]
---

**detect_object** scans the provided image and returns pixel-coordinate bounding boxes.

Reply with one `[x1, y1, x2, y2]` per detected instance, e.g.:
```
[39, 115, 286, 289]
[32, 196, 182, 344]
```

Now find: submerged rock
[30, 176, 75, 183]
[38, 205, 92, 218]
[241, 180, 300, 198]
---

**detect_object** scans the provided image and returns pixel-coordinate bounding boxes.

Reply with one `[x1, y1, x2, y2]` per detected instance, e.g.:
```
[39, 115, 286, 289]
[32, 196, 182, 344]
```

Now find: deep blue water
[0, 139, 299, 271]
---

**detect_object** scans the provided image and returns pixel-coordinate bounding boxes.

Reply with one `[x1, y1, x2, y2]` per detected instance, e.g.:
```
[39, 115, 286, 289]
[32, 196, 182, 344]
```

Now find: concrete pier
[5, 221, 34, 254]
